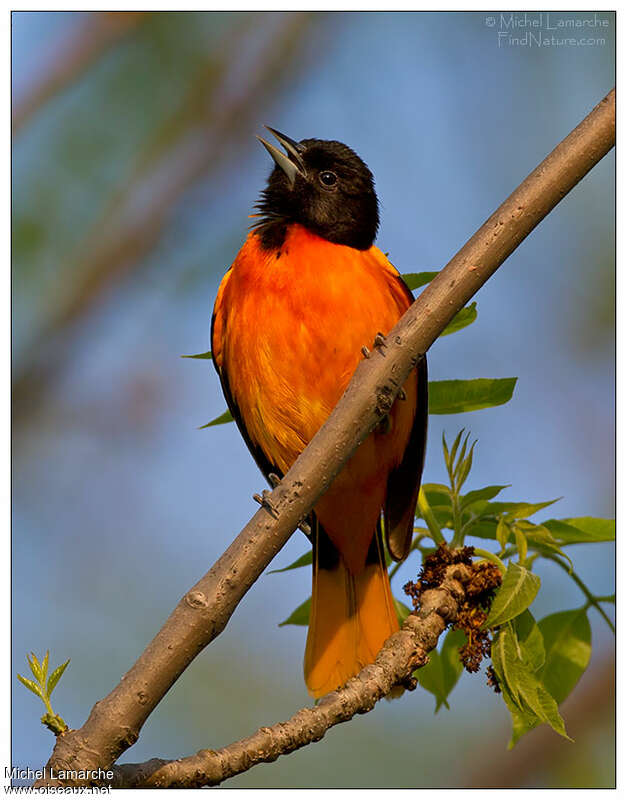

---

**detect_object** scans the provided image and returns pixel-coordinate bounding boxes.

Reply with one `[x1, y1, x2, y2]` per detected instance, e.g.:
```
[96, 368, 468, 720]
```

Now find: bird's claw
[253, 489, 280, 519]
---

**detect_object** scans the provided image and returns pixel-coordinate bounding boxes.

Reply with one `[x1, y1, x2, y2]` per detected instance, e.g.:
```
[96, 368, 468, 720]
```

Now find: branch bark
[35, 88, 615, 786]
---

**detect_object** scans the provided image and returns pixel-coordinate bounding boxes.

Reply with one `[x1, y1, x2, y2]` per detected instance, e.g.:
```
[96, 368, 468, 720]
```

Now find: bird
[211, 127, 428, 698]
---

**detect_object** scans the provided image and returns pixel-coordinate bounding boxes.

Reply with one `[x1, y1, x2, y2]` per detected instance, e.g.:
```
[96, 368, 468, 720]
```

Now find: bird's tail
[304, 522, 399, 698]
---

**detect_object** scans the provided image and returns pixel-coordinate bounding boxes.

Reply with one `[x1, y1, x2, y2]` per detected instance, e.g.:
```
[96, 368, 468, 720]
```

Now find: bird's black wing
[383, 275, 429, 561]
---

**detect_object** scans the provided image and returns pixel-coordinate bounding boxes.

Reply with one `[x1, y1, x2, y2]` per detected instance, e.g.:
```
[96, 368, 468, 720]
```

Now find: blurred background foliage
[12, 11, 614, 788]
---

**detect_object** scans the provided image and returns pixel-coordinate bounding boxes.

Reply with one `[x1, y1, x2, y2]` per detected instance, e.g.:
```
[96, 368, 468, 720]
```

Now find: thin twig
[418, 487, 446, 545]
[544, 552, 615, 633]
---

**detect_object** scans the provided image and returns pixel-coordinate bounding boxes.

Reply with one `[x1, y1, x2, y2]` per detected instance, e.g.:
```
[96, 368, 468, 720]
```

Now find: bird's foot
[252, 489, 280, 519]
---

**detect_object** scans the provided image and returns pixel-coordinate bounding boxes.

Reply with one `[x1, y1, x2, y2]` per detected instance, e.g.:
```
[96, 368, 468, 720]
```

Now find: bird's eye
[319, 170, 337, 187]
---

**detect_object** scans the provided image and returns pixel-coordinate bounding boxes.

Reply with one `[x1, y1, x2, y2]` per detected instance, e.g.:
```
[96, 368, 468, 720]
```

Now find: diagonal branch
[110, 562, 471, 788]
[35, 88, 615, 787]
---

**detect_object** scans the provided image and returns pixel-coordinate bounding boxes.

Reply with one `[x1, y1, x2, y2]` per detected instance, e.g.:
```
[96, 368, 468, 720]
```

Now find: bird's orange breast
[212, 224, 417, 572]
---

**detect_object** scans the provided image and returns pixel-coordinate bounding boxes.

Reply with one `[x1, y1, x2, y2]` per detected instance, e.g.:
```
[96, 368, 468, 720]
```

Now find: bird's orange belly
[219, 228, 417, 571]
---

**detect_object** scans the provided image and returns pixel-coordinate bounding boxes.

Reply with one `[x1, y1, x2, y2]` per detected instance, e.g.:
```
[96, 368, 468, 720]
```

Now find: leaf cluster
[17, 652, 70, 735]
[490, 607, 592, 747]
[411, 432, 611, 743]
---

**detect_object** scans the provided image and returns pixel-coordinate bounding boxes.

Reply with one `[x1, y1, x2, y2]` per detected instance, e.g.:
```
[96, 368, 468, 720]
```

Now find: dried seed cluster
[403, 544, 502, 686]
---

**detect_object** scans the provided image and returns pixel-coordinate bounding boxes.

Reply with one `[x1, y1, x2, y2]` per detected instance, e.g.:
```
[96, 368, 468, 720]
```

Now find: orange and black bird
[211, 128, 428, 698]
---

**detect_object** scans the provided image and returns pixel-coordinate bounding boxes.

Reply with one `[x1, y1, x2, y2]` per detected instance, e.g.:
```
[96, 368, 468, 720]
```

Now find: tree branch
[35, 88, 615, 786]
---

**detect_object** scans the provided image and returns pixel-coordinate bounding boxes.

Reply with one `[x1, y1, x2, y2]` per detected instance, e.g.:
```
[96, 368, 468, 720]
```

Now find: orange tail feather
[304, 527, 399, 699]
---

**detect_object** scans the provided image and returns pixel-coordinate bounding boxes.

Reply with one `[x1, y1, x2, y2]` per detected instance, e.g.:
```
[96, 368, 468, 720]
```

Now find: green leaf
[428, 378, 517, 415]
[278, 597, 311, 627]
[464, 519, 498, 541]
[439, 629, 466, 705]
[417, 629, 465, 711]
[181, 350, 212, 359]
[483, 498, 560, 519]
[421, 485, 452, 528]
[561, 517, 615, 541]
[538, 609, 591, 706]
[503, 691, 539, 749]
[521, 524, 574, 571]
[496, 518, 510, 551]
[448, 429, 465, 468]
[440, 302, 478, 337]
[502, 499, 561, 521]
[394, 598, 413, 625]
[422, 483, 452, 506]
[456, 431, 470, 470]
[268, 551, 313, 574]
[27, 653, 43, 683]
[199, 409, 234, 429]
[46, 659, 70, 698]
[514, 680, 570, 742]
[17, 673, 44, 699]
[455, 439, 477, 491]
[41, 651, 49, 686]
[532, 684, 570, 740]
[499, 676, 566, 749]
[513, 611, 545, 672]
[514, 526, 528, 563]
[492, 625, 570, 746]
[401, 271, 438, 290]
[543, 517, 615, 544]
[441, 431, 450, 468]
[491, 628, 514, 697]
[416, 651, 446, 709]
[430, 505, 454, 529]
[417, 487, 446, 545]
[484, 562, 541, 628]
[460, 485, 509, 511]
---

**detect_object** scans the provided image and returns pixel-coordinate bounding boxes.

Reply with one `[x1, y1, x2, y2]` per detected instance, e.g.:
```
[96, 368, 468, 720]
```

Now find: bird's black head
[254, 127, 379, 251]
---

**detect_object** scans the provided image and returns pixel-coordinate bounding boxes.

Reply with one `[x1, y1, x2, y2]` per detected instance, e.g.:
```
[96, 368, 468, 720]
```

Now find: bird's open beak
[256, 126, 306, 188]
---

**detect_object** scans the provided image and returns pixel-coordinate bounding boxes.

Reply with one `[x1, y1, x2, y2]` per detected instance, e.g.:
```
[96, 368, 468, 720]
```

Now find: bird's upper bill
[256, 127, 307, 187]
